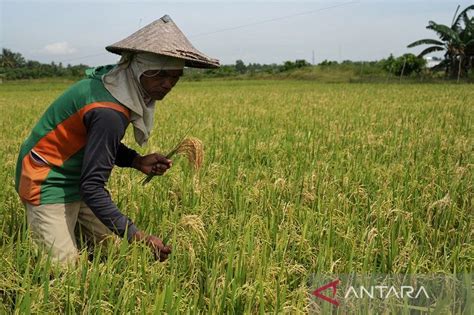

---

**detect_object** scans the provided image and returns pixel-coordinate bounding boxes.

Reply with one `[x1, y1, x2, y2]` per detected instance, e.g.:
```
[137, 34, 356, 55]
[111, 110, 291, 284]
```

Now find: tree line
[0, 48, 317, 80]
[0, 48, 441, 81]
[0, 48, 88, 80]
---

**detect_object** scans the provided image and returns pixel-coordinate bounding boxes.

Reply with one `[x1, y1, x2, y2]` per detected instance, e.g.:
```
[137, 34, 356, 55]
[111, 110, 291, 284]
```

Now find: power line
[60, 52, 111, 64]
[57, 1, 359, 64]
[189, 1, 359, 38]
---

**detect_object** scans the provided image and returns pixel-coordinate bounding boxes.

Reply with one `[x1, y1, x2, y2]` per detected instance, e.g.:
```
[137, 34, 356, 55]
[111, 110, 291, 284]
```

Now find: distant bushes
[381, 53, 426, 76]
[185, 57, 432, 81]
[185, 59, 311, 79]
[2, 63, 89, 80]
[0, 49, 88, 80]
[2, 48, 472, 82]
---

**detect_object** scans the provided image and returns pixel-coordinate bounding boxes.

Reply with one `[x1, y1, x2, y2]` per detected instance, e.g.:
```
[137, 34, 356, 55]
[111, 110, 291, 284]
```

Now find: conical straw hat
[106, 15, 220, 69]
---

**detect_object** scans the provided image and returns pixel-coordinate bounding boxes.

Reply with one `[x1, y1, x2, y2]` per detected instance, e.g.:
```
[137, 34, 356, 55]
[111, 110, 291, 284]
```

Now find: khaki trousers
[25, 201, 114, 264]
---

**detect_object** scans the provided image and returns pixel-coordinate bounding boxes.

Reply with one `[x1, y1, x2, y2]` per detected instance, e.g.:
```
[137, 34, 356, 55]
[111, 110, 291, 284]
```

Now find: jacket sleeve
[80, 107, 138, 240]
[115, 143, 139, 168]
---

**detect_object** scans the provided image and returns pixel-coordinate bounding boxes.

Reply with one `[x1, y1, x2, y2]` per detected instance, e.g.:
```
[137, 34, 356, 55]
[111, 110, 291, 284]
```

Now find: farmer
[14, 15, 219, 264]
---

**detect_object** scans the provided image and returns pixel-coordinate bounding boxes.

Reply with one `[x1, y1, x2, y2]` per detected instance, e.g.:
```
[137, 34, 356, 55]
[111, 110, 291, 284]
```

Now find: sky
[0, 0, 472, 66]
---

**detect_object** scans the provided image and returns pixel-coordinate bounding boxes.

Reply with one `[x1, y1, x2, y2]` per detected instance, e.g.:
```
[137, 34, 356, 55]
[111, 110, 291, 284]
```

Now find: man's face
[140, 69, 183, 101]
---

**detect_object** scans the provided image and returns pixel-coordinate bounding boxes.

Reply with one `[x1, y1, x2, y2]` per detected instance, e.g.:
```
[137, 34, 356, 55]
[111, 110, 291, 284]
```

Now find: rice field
[0, 80, 472, 313]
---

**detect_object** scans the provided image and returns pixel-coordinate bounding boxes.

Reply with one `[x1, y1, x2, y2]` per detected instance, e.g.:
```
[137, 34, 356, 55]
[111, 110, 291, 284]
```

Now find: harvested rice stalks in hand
[142, 137, 203, 185]
[171, 137, 203, 169]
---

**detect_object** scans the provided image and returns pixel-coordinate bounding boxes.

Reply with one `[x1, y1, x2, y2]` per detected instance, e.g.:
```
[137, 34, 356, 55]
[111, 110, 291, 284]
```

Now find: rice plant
[143, 137, 203, 185]
[0, 80, 472, 313]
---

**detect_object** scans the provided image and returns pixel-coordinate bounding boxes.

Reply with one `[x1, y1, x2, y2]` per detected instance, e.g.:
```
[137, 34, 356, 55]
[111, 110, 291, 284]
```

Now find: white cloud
[41, 42, 77, 55]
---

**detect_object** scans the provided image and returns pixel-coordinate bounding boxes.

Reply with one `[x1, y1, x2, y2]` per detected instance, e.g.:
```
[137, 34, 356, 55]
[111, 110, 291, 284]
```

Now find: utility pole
[312, 50, 315, 65]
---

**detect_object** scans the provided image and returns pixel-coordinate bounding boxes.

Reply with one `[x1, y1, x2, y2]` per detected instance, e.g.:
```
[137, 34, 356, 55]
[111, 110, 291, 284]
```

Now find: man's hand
[132, 230, 172, 262]
[132, 153, 172, 176]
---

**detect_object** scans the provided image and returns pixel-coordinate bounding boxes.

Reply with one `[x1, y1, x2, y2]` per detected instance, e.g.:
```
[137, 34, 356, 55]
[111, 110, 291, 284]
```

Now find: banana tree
[407, 4, 474, 79]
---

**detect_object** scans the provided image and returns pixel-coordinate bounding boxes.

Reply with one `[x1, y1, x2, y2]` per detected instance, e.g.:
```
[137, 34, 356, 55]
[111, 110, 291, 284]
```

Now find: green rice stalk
[142, 137, 203, 185]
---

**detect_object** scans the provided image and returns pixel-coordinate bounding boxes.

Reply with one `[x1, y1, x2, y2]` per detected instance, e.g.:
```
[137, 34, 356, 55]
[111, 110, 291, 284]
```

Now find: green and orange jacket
[15, 66, 139, 238]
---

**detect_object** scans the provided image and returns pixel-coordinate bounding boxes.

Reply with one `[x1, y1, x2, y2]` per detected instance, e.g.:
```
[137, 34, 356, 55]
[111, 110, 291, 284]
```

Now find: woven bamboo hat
[106, 15, 219, 69]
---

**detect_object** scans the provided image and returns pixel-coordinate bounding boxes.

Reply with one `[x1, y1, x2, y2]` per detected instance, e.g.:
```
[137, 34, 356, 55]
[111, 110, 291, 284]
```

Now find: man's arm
[115, 143, 139, 168]
[115, 139, 172, 176]
[80, 107, 138, 240]
[80, 107, 172, 260]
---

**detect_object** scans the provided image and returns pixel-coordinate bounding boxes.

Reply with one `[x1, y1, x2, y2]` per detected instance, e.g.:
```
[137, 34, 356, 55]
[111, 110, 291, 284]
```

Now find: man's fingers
[155, 248, 171, 262]
[154, 164, 170, 171]
[153, 249, 169, 261]
[152, 164, 170, 175]
[152, 168, 166, 176]
[155, 244, 171, 254]
[161, 245, 172, 254]
[153, 154, 172, 166]
[145, 235, 172, 261]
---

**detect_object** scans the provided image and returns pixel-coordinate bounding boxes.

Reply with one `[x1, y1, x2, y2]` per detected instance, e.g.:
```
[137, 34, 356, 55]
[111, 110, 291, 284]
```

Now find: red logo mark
[312, 279, 340, 306]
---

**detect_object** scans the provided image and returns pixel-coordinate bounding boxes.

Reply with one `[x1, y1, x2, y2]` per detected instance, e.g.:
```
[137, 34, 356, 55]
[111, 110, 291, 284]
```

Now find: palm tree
[407, 5, 474, 80]
[0, 48, 26, 69]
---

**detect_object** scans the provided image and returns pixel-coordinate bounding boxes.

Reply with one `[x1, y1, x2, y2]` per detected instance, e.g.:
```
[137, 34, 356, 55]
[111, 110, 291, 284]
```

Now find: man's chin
[152, 93, 167, 101]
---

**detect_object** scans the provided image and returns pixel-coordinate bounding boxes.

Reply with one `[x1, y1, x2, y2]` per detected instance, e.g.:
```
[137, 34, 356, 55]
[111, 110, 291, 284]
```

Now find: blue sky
[1, 1, 472, 66]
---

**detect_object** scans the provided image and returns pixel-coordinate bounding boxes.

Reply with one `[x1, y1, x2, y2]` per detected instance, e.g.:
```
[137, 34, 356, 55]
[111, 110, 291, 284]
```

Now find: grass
[0, 79, 472, 313]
